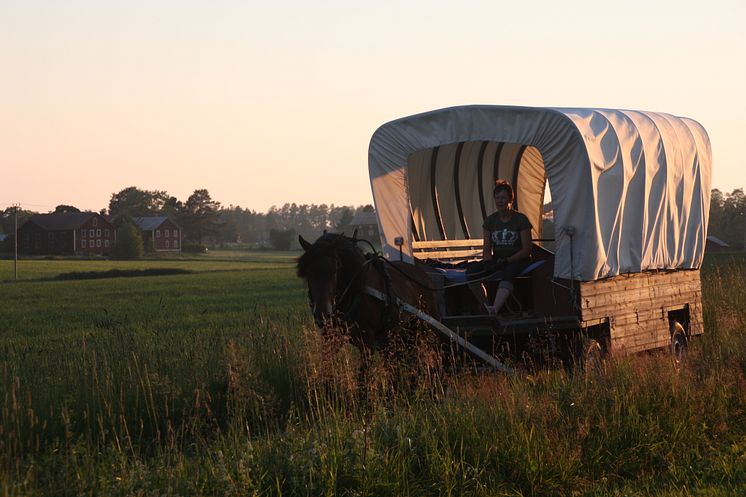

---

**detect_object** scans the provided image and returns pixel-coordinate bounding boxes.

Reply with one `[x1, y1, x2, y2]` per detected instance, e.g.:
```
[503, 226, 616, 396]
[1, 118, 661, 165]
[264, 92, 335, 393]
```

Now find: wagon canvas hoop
[368, 105, 712, 281]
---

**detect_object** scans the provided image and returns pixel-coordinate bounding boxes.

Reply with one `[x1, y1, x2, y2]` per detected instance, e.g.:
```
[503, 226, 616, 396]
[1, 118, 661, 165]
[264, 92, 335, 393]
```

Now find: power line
[0, 201, 59, 210]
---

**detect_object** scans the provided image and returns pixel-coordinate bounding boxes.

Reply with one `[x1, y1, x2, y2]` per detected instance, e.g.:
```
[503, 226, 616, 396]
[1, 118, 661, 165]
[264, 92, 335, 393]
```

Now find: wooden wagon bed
[411, 238, 703, 359]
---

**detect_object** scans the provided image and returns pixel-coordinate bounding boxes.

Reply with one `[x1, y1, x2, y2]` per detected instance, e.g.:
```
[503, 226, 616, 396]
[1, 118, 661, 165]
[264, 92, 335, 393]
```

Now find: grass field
[0, 251, 745, 496]
[0, 250, 300, 281]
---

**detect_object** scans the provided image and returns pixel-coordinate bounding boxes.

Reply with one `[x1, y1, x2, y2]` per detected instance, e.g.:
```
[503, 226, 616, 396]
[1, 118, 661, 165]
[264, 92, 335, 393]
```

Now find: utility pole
[14, 204, 19, 281]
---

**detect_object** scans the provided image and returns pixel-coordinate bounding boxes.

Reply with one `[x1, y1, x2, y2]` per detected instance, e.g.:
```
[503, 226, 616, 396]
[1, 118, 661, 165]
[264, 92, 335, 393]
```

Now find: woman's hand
[512, 228, 533, 261]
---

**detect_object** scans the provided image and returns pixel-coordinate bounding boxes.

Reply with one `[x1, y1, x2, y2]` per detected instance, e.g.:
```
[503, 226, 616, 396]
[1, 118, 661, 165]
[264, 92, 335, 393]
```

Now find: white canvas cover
[368, 105, 712, 281]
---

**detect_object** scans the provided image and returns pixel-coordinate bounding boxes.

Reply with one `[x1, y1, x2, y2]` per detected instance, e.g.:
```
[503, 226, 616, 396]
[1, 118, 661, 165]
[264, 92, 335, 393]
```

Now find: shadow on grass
[54, 268, 194, 280]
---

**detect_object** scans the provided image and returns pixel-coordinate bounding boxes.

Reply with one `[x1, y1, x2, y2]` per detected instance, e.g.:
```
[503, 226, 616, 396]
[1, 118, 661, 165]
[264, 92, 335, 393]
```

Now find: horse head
[297, 233, 363, 328]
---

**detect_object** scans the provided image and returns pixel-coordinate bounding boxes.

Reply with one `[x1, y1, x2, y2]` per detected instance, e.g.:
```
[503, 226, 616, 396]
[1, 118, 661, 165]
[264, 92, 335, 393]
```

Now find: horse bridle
[309, 240, 396, 325]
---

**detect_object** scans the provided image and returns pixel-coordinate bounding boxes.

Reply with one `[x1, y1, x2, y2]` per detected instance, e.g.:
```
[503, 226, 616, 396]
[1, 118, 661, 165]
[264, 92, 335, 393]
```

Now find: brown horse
[297, 232, 439, 350]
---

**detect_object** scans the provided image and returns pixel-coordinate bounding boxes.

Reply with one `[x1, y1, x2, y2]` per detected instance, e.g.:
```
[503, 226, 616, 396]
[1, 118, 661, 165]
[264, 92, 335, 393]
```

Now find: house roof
[132, 216, 178, 231]
[26, 212, 98, 231]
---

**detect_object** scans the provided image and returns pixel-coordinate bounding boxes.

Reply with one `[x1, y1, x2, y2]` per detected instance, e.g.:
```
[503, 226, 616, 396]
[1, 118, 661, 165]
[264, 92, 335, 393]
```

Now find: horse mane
[296, 233, 366, 279]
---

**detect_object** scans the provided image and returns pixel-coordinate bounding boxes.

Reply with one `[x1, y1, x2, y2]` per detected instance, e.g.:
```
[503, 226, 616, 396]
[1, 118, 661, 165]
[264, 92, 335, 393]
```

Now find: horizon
[2, 0, 744, 213]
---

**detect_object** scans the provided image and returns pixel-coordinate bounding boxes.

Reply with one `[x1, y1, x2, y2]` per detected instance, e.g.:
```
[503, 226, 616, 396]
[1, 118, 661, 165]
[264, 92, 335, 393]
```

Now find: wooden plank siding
[579, 270, 704, 355]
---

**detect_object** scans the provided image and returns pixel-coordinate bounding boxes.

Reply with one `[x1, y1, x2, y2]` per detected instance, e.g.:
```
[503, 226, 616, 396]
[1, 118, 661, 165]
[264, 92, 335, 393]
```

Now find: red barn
[19, 212, 116, 255]
[132, 216, 182, 252]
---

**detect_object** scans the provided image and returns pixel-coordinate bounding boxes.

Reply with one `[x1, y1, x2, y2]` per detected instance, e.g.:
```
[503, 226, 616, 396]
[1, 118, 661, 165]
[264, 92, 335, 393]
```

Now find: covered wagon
[368, 105, 712, 368]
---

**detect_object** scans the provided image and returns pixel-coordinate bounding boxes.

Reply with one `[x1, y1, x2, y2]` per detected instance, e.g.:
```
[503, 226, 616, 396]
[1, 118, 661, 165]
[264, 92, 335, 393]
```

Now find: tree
[709, 188, 745, 250]
[182, 189, 222, 245]
[161, 196, 183, 218]
[108, 187, 171, 218]
[0, 207, 35, 235]
[0, 233, 14, 253]
[111, 221, 144, 259]
[335, 207, 354, 231]
[217, 206, 265, 245]
[218, 208, 241, 244]
[269, 228, 295, 250]
[54, 205, 80, 214]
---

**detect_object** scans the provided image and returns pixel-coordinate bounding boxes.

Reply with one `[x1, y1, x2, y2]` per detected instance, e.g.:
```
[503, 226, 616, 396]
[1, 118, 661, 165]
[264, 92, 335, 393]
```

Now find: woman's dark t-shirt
[482, 211, 532, 259]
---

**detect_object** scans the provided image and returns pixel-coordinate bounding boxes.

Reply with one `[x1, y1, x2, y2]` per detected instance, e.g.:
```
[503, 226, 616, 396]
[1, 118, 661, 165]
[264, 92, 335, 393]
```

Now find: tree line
[0, 186, 374, 251]
[709, 188, 746, 249]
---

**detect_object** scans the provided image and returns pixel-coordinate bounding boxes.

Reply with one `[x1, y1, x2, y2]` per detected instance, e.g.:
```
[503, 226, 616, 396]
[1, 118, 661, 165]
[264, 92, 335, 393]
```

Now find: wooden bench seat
[412, 239, 483, 264]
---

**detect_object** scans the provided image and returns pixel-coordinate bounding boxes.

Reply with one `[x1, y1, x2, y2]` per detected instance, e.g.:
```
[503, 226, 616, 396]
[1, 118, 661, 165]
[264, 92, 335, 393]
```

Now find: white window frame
[96, 239, 101, 248]
[89, 229, 94, 237]
[156, 230, 161, 238]
[82, 240, 87, 249]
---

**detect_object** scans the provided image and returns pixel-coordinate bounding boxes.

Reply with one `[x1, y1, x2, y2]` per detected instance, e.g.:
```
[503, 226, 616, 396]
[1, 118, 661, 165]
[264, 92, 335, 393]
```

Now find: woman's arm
[482, 229, 492, 259]
[506, 228, 532, 262]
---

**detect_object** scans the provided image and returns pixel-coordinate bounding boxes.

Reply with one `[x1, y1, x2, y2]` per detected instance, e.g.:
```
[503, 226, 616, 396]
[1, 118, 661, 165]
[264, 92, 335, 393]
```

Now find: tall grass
[0, 257, 745, 496]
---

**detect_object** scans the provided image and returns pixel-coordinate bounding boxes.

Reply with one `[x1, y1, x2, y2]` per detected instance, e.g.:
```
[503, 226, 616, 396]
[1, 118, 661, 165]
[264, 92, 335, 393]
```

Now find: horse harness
[335, 251, 397, 328]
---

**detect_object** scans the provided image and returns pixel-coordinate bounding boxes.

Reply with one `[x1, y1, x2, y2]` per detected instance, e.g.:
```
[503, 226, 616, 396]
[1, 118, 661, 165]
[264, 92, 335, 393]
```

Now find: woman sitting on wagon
[478, 180, 533, 316]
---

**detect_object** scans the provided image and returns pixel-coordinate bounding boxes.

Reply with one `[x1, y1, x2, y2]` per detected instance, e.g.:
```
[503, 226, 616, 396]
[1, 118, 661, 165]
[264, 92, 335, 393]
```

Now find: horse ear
[352, 228, 358, 241]
[299, 235, 313, 252]
[323, 229, 327, 236]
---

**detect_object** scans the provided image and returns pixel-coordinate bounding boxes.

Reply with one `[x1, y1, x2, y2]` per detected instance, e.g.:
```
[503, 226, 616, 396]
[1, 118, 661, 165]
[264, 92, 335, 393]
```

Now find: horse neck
[335, 244, 367, 287]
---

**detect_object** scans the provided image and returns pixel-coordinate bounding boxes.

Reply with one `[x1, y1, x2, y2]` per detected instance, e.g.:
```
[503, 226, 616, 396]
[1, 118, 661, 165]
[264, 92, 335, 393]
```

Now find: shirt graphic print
[482, 211, 532, 259]
[492, 228, 519, 247]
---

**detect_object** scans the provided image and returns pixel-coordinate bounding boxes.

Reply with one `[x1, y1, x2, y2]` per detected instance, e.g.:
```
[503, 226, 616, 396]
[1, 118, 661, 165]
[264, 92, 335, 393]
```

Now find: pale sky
[1, 0, 744, 214]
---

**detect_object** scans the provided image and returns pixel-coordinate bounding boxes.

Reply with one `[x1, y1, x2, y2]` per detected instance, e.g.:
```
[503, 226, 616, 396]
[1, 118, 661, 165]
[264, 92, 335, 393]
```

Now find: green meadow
[0, 250, 297, 281]
[0, 252, 745, 496]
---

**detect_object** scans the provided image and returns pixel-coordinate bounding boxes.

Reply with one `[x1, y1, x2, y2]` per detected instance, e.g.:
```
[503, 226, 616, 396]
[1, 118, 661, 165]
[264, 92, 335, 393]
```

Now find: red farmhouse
[19, 212, 115, 255]
[132, 217, 182, 252]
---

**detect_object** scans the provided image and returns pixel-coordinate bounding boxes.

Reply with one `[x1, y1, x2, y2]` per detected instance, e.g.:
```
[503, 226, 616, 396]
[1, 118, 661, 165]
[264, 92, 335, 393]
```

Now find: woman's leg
[489, 259, 530, 315]
[491, 287, 512, 312]
[466, 259, 497, 310]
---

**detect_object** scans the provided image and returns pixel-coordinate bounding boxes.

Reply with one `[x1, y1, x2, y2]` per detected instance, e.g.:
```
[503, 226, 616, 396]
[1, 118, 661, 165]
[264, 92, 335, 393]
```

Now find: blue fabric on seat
[519, 259, 545, 275]
[434, 267, 467, 283]
[435, 259, 545, 285]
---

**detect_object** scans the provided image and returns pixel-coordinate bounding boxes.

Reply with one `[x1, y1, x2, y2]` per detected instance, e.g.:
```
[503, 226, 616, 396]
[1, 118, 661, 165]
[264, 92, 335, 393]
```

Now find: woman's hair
[493, 180, 514, 203]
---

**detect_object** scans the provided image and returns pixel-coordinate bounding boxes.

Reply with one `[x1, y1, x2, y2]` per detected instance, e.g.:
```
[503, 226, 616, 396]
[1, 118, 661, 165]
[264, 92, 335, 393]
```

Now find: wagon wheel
[670, 320, 688, 369]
